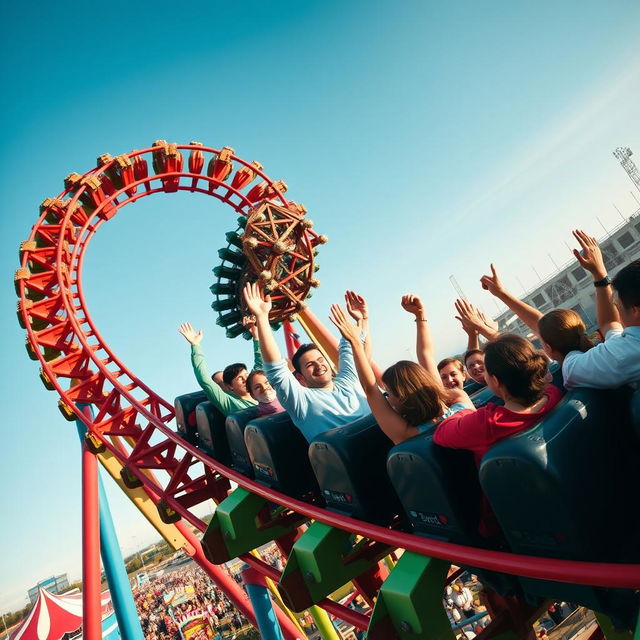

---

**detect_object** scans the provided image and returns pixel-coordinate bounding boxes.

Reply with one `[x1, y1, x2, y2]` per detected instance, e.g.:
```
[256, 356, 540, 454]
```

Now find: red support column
[82, 441, 102, 640]
[283, 322, 301, 360]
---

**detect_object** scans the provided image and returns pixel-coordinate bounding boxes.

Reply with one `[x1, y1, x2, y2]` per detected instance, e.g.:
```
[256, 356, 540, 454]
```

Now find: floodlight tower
[449, 274, 468, 301]
[613, 147, 640, 193]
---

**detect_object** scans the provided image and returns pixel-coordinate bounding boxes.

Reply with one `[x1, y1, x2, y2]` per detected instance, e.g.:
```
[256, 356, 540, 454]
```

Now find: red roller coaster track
[16, 142, 640, 636]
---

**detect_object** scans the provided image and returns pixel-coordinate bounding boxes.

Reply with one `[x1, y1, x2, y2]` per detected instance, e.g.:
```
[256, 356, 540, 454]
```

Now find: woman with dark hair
[329, 295, 473, 445]
[433, 333, 562, 536]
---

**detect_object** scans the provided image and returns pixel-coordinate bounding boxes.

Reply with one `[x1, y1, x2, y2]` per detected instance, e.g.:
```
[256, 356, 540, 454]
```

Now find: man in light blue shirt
[562, 233, 640, 389]
[243, 283, 370, 441]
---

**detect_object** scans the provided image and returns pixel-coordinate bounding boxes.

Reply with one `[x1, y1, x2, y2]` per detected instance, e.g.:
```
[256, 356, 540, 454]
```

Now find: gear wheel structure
[211, 201, 327, 338]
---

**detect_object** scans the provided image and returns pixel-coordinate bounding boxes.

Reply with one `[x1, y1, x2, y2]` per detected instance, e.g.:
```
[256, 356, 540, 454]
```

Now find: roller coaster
[16, 141, 640, 640]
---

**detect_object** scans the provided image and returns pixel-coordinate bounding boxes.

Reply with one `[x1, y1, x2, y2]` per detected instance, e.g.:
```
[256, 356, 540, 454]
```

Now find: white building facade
[495, 211, 640, 339]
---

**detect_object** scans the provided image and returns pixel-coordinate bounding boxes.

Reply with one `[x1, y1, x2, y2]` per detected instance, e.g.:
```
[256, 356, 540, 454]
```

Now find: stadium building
[495, 210, 640, 338]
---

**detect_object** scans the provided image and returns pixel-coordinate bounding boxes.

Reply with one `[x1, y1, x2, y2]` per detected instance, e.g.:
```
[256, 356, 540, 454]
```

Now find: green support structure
[367, 551, 453, 640]
[278, 521, 392, 612]
[202, 487, 307, 564]
[595, 612, 637, 640]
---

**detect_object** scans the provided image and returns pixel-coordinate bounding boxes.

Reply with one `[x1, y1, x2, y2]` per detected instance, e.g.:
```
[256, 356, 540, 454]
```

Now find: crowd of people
[134, 566, 249, 640]
[443, 573, 580, 640]
[444, 574, 490, 639]
[179, 229, 638, 529]
[173, 228, 638, 631]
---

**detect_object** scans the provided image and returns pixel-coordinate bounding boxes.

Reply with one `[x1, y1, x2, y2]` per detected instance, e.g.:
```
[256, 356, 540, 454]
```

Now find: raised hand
[242, 315, 258, 339]
[179, 322, 203, 345]
[572, 229, 607, 280]
[243, 282, 272, 319]
[401, 294, 426, 319]
[454, 299, 486, 334]
[480, 264, 506, 297]
[345, 290, 368, 323]
[455, 313, 478, 337]
[329, 304, 361, 344]
[477, 308, 499, 334]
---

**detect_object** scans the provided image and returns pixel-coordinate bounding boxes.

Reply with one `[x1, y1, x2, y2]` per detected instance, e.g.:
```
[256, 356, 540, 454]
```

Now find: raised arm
[179, 322, 210, 387]
[243, 282, 281, 363]
[179, 322, 203, 347]
[454, 299, 500, 341]
[572, 229, 622, 335]
[477, 309, 500, 337]
[329, 304, 419, 444]
[345, 290, 372, 361]
[178, 322, 240, 413]
[242, 315, 264, 369]
[400, 294, 440, 382]
[480, 264, 542, 334]
[329, 304, 377, 393]
[455, 312, 480, 351]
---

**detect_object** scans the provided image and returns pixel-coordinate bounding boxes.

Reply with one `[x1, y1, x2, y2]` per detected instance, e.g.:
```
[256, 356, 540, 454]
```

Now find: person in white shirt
[451, 582, 475, 619]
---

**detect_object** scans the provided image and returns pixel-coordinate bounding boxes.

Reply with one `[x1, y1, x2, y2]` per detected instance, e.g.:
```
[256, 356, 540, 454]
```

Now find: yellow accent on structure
[308, 606, 341, 640]
[58, 399, 77, 421]
[96, 447, 188, 551]
[383, 553, 397, 572]
[249, 549, 307, 637]
[267, 577, 307, 636]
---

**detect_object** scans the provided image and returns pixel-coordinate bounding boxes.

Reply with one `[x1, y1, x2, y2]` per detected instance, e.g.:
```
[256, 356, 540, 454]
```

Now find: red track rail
[16, 142, 640, 632]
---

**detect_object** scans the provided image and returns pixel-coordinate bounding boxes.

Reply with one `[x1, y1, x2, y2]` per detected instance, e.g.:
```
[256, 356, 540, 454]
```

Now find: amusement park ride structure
[15, 142, 640, 640]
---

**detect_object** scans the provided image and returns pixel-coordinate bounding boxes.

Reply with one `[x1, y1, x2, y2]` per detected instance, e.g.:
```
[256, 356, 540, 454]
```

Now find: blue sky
[1, 0, 639, 613]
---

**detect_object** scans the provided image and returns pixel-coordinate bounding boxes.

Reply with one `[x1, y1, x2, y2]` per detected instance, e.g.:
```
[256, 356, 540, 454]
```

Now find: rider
[242, 283, 370, 441]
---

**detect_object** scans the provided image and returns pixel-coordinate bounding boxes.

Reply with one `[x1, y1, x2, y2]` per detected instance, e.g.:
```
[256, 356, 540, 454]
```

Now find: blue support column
[241, 565, 285, 640]
[452, 611, 490, 631]
[75, 410, 145, 640]
[97, 472, 145, 640]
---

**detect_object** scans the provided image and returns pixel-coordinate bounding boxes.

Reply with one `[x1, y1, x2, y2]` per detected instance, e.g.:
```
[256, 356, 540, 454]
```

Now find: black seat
[244, 412, 321, 501]
[387, 430, 482, 544]
[174, 390, 207, 445]
[547, 359, 565, 392]
[630, 386, 640, 446]
[387, 424, 518, 595]
[480, 387, 639, 628]
[195, 401, 231, 465]
[225, 407, 259, 477]
[469, 386, 501, 409]
[309, 414, 403, 525]
[463, 379, 485, 395]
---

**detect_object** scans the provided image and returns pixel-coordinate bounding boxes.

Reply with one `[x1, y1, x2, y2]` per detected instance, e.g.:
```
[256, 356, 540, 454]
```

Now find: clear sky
[1, 0, 639, 614]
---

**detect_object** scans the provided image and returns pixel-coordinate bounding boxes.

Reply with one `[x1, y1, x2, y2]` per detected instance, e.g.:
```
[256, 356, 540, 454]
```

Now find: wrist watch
[593, 275, 611, 288]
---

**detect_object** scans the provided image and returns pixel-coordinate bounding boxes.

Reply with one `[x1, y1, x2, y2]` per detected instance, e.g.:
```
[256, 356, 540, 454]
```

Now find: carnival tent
[10, 588, 112, 640]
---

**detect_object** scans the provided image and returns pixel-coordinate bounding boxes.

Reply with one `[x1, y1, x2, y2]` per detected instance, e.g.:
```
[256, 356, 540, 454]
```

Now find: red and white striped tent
[10, 588, 112, 640]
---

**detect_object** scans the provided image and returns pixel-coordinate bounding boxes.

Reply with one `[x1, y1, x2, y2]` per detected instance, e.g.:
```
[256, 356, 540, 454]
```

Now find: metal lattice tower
[547, 278, 576, 307]
[613, 147, 640, 193]
[449, 274, 468, 301]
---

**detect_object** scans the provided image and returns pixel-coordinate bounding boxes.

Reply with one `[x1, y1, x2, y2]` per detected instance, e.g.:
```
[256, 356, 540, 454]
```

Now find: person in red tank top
[434, 334, 562, 537]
